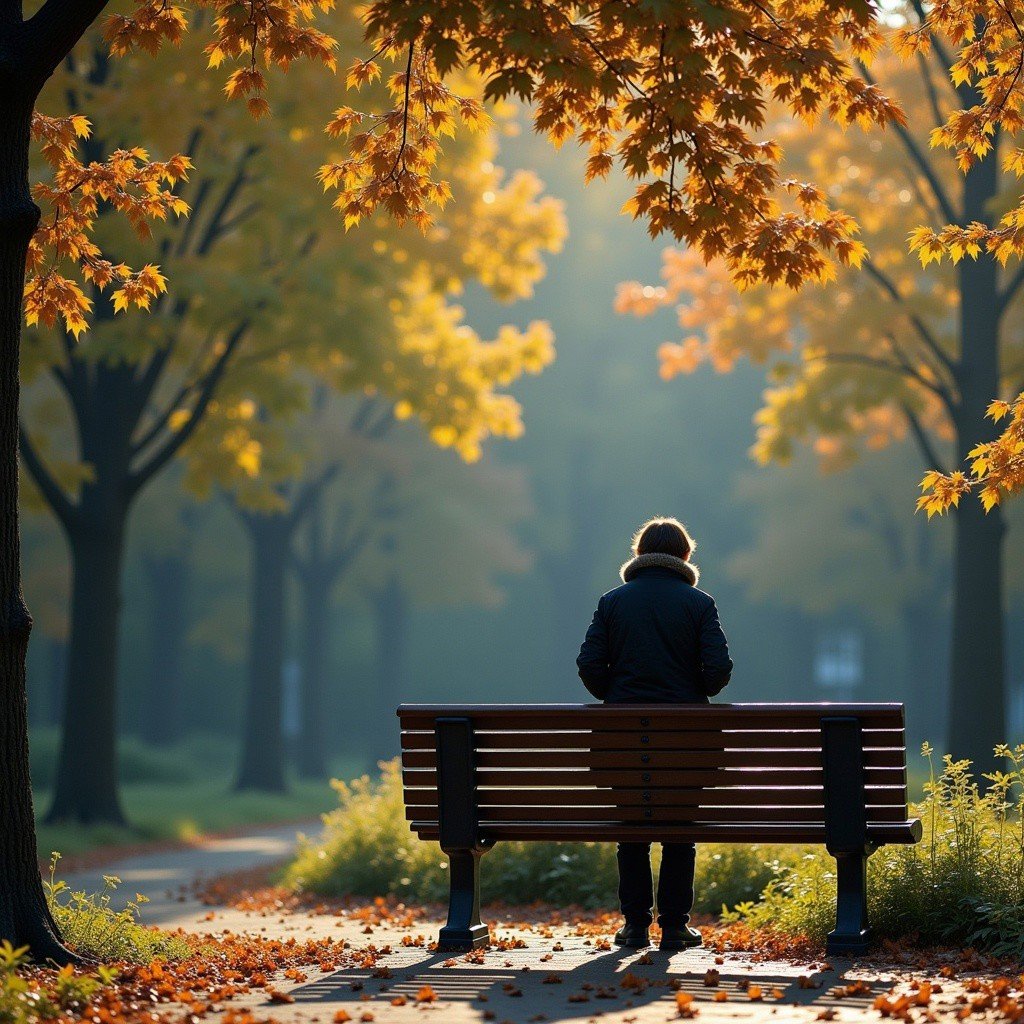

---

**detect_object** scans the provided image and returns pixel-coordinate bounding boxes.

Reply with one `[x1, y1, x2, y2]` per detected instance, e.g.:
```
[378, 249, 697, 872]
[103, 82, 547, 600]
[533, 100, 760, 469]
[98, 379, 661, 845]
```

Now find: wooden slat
[401, 747, 906, 770]
[408, 820, 923, 845]
[402, 766, 908, 790]
[398, 703, 905, 731]
[399, 729, 905, 751]
[402, 785, 908, 809]
[404, 803, 910, 824]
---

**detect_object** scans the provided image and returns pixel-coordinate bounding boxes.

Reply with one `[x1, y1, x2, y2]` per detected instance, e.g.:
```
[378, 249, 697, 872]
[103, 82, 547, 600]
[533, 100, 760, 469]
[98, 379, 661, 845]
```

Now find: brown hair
[631, 517, 695, 561]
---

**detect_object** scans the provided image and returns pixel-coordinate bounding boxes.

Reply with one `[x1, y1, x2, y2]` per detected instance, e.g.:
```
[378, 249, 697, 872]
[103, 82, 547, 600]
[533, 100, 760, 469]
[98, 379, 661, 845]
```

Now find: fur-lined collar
[619, 552, 699, 585]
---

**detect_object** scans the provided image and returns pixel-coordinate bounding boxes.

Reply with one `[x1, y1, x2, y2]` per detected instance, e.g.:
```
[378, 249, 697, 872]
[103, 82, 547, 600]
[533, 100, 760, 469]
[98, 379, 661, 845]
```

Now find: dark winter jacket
[576, 553, 733, 704]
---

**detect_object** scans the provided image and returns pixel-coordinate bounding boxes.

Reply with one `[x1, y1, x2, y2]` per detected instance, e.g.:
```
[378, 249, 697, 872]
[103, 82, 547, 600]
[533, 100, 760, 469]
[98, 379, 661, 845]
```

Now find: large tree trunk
[235, 513, 290, 792]
[295, 567, 330, 779]
[371, 573, 407, 766]
[0, 83, 73, 961]
[46, 514, 128, 824]
[140, 552, 189, 747]
[946, 150, 1007, 770]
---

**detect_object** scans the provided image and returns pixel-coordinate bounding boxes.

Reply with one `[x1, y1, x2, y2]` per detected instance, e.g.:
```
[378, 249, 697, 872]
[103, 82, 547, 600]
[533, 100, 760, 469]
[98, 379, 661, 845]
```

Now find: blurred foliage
[729, 745, 1024, 955]
[285, 760, 803, 912]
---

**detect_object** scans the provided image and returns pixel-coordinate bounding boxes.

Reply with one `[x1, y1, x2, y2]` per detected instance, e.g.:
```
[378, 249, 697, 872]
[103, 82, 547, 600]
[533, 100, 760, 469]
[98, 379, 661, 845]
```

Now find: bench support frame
[435, 717, 490, 950]
[822, 716, 874, 956]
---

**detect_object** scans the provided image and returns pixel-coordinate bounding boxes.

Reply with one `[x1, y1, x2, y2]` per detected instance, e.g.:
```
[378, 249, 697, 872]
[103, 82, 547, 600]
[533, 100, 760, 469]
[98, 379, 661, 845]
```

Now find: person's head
[631, 517, 695, 561]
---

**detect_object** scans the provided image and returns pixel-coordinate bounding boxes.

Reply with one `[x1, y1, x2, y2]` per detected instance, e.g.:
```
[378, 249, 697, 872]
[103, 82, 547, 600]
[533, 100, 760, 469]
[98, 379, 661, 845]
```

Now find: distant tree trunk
[902, 593, 948, 750]
[946, 149, 1007, 769]
[46, 637, 66, 727]
[140, 552, 189, 747]
[371, 573, 407, 766]
[0, 80, 74, 962]
[295, 566, 330, 779]
[236, 513, 291, 792]
[46, 514, 128, 824]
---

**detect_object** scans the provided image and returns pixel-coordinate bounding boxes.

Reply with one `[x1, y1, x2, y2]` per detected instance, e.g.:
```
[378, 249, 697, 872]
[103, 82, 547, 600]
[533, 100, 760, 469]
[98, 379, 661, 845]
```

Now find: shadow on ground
[277, 945, 892, 1022]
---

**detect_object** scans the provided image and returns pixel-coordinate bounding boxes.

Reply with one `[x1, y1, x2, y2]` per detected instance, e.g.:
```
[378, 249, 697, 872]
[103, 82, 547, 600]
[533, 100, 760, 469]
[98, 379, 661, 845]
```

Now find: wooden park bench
[398, 702, 921, 957]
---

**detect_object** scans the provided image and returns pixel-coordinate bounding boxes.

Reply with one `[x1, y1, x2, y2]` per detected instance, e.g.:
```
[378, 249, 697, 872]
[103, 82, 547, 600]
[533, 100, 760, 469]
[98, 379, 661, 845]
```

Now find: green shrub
[285, 760, 802, 911]
[728, 744, 1024, 955]
[45, 854, 192, 963]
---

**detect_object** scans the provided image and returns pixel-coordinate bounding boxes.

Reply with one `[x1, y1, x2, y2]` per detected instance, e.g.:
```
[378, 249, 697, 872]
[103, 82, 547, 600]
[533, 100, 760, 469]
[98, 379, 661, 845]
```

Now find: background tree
[20, 16, 563, 819]
[616, 40, 1024, 767]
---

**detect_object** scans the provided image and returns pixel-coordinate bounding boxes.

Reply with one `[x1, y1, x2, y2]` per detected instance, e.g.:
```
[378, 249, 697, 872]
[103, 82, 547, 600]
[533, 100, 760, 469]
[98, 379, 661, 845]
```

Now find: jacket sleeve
[577, 598, 611, 700]
[698, 598, 733, 697]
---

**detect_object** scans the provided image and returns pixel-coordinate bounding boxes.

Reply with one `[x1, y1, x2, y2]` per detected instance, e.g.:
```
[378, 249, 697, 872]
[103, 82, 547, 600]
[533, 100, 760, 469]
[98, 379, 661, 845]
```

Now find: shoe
[660, 925, 702, 951]
[613, 923, 650, 949]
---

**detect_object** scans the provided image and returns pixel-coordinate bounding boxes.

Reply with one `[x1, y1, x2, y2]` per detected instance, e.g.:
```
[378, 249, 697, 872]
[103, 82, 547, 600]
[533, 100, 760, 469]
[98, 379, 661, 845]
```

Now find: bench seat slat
[408, 820, 923, 844]
[402, 747, 906, 770]
[399, 728, 905, 751]
[401, 785, 909, 808]
[404, 803, 911, 824]
[402, 766, 907, 789]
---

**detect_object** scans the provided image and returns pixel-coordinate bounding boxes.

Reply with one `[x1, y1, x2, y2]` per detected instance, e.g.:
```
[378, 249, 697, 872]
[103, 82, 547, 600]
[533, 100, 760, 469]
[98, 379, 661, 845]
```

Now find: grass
[31, 729, 356, 860]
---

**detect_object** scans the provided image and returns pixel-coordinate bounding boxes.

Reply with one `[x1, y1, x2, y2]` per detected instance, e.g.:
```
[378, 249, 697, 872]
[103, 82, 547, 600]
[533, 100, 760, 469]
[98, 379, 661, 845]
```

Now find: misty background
[21, 123, 1024, 782]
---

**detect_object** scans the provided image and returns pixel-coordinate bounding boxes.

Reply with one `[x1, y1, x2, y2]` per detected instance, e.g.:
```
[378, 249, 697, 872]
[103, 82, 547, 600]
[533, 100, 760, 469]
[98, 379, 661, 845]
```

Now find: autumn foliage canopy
[24, 0, 1024, 497]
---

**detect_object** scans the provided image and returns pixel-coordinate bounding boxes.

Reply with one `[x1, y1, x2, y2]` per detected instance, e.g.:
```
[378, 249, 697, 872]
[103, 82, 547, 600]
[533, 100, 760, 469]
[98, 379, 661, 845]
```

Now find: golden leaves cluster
[387, 268, 555, 463]
[106, 0, 337, 119]
[344, 0, 899, 288]
[25, 113, 191, 338]
[898, 0, 1024, 265]
[318, 48, 486, 231]
[918, 395, 1024, 515]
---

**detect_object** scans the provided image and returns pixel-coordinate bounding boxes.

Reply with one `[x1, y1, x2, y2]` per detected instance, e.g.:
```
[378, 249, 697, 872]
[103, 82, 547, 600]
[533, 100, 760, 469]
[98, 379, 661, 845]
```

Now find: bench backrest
[398, 703, 919, 846]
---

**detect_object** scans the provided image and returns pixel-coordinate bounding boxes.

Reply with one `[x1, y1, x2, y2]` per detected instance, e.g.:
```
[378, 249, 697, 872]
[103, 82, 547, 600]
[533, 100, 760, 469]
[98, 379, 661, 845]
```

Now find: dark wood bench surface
[399, 703, 920, 845]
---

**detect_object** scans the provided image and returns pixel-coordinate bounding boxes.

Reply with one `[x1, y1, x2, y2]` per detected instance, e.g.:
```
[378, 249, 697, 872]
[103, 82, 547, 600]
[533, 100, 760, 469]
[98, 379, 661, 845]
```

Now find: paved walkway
[63, 821, 321, 925]
[63, 826, 995, 1024]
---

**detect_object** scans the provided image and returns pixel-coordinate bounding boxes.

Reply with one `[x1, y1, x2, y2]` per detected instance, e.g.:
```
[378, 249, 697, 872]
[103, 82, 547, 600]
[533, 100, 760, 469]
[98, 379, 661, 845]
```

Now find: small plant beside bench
[398, 702, 921, 956]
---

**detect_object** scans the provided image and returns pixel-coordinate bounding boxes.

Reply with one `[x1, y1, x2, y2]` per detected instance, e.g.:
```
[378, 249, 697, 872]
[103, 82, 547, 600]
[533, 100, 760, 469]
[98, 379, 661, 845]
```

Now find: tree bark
[946, 149, 1007, 769]
[371, 573, 407, 766]
[0, 75, 74, 962]
[295, 566, 330, 779]
[235, 513, 290, 792]
[46, 515, 128, 824]
[139, 552, 189, 747]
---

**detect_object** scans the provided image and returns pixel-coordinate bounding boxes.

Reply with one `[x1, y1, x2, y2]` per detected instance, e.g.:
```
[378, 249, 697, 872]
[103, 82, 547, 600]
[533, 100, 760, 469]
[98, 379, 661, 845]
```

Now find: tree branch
[127, 320, 249, 495]
[18, 422, 77, 528]
[862, 257, 960, 385]
[997, 259, 1024, 315]
[288, 462, 341, 527]
[20, 0, 111, 84]
[900, 400, 946, 472]
[858, 60, 960, 225]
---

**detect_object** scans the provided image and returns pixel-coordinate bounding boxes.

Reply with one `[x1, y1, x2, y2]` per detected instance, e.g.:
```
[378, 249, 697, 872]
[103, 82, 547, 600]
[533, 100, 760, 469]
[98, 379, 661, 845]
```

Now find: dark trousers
[617, 842, 696, 928]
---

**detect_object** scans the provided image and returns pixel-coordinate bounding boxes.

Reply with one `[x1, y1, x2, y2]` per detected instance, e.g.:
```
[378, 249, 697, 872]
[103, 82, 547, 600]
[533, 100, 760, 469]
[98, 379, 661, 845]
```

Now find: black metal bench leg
[438, 848, 489, 950]
[827, 849, 872, 956]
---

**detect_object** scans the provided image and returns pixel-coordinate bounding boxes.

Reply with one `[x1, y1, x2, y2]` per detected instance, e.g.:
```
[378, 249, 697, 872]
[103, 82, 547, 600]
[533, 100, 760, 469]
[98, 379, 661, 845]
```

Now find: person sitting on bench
[576, 516, 734, 952]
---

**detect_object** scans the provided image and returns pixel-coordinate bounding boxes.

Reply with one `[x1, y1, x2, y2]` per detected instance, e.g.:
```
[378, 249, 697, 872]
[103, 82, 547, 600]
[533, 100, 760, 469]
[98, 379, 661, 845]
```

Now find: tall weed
[729, 744, 1024, 954]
